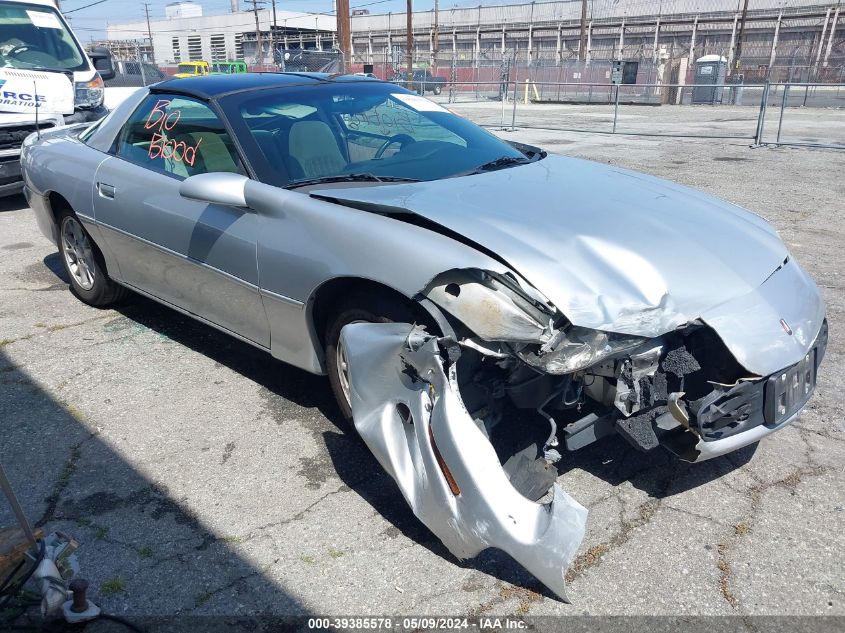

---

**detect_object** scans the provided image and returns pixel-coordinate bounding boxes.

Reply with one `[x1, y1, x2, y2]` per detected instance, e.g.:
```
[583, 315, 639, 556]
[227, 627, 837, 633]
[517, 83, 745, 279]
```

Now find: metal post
[776, 83, 789, 144]
[822, 5, 840, 69]
[501, 84, 506, 129]
[735, 0, 750, 71]
[271, 0, 278, 66]
[0, 461, 37, 550]
[433, 0, 439, 71]
[813, 8, 831, 78]
[755, 81, 770, 145]
[336, 0, 351, 72]
[510, 74, 518, 131]
[143, 2, 155, 65]
[768, 10, 782, 75]
[406, 0, 413, 78]
[578, 0, 587, 62]
[612, 84, 620, 133]
[137, 43, 147, 85]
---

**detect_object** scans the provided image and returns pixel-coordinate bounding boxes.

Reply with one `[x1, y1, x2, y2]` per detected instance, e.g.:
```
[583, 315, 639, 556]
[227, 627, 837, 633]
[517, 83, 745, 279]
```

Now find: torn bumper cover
[341, 322, 587, 602]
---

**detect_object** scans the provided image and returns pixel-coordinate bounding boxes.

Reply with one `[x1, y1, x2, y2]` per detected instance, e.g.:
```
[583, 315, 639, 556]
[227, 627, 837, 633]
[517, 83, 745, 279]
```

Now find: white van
[0, 0, 113, 195]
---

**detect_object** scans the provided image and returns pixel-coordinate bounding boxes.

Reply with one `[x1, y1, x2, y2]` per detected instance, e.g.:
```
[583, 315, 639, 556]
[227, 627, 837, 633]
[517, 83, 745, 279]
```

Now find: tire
[433, 84, 442, 95]
[58, 210, 128, 307]
[325, 294, 426, 422]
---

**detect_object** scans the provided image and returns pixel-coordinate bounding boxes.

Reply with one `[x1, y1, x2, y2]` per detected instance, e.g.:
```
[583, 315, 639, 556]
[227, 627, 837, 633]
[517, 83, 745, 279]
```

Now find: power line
[64, 0, 110, 14]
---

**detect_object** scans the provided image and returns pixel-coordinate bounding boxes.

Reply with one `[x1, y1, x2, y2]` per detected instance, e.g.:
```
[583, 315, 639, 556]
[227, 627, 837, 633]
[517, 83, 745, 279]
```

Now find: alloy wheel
[61, 217, 96, 291]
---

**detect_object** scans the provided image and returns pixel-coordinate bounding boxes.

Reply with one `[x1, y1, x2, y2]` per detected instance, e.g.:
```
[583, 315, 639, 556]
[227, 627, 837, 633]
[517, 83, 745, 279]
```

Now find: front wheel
[433, 84, 442, 95]
[325, 296, 428, 421]
[58, 211, 128, 306]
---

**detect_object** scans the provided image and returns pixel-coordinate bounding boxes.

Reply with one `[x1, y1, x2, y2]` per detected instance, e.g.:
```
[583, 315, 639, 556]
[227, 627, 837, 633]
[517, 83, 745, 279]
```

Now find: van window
[0, 1, 86, 72]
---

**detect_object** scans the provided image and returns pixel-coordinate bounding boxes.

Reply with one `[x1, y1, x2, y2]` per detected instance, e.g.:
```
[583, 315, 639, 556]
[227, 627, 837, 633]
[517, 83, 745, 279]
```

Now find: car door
[92, 92, 270, 348]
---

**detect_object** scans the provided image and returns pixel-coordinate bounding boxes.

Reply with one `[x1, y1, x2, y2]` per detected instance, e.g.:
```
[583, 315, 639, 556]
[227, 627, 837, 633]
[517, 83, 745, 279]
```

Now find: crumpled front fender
[341, 322, 587, 602]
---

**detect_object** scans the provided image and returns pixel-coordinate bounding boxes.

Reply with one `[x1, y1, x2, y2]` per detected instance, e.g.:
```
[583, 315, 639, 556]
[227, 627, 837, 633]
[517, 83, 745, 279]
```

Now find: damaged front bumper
[341, 322, 587, 602]
[339, 257, 825, 601]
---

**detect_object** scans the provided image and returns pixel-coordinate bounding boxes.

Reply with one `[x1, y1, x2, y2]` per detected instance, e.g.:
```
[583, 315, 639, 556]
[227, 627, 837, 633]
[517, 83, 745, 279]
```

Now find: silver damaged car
[21, 73, 827, 601]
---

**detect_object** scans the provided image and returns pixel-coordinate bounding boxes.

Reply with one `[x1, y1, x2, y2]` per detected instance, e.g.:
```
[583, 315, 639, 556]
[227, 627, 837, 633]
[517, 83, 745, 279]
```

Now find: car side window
[115, 94, 245, 180]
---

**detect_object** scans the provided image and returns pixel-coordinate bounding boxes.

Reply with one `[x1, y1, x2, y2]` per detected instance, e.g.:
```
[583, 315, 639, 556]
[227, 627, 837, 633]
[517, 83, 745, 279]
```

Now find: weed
[100, 578, 126, 595]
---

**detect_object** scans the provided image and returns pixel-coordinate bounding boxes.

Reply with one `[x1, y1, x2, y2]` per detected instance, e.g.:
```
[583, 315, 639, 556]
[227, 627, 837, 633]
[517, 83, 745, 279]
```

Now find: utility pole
[270, 0, 277, 67]
[246, 0, 265, 66]
[143, 2, 155, 64]
[579, 0, 587, 62]
[433, 0, 439, 69]
[734, 0, 750, 70]
[336, 0, 351, 71]
[406, 0, 413, 77]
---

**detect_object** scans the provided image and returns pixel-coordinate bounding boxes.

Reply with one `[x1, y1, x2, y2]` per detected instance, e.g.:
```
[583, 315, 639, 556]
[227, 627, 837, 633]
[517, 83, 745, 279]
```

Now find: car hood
[316, 154, 792, 339]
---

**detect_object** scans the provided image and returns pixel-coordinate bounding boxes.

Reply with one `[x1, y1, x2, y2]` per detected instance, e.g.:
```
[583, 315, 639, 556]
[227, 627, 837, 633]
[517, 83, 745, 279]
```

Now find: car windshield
[0, 1, 86, 72]
[178, 63, 199, 73]
[212, 63, 230, 73]
[226, 82, 534, 187]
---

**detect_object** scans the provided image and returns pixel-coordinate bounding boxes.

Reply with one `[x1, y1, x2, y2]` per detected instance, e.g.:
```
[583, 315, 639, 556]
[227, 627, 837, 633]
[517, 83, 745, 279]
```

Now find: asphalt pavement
[1, 112, 843, 621]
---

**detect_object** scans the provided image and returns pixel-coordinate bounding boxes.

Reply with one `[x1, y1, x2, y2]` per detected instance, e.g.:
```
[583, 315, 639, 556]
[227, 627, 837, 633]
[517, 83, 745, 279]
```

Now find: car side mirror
[179, 172, 250, 208]
[88, 47, 115, 81]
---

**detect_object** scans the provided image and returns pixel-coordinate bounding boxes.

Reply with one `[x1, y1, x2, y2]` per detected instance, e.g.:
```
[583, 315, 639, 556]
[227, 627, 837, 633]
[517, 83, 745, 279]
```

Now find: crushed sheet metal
[341, 322, 587, 602]
[699, 259, 825, 376]
[315, 154, 789, 339]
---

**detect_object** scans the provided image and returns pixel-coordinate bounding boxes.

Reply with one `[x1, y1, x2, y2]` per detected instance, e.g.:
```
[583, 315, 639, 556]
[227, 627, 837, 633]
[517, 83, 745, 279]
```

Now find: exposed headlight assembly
[424, 269, 554, 343]
[74, 75, 104, 109]
[424, 268, 646, 374]
[519, 326, 646, 374]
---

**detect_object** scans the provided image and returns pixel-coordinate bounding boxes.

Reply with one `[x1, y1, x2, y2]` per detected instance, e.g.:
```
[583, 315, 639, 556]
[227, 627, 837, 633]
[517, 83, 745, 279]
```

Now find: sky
[60, 0, 501, 42]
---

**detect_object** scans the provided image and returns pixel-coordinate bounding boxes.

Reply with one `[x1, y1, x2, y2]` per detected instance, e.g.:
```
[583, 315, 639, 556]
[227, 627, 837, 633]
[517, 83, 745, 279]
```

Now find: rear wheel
[58, 211, 128, 307]
[325, 295, 428, 421]
[433, 84, 442, 95]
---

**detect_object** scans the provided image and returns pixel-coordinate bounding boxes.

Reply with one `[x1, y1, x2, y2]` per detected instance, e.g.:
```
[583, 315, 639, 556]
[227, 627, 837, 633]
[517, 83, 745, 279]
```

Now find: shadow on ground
[0, 194, 26, 213]
[0, 346, 317, 631]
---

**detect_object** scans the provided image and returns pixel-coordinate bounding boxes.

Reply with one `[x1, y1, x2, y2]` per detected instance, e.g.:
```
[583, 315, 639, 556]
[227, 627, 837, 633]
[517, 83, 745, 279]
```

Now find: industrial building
[102, 0, 844, 83]
[104, 1, 335, 67]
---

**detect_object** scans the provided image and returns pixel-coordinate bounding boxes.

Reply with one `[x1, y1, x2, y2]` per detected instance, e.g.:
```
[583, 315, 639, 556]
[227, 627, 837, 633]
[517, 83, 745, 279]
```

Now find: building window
[234, 33, 243, 59]
[188, 35, 202, 61]
[210, 34, 226, 62]
[172, 37, 181, 62]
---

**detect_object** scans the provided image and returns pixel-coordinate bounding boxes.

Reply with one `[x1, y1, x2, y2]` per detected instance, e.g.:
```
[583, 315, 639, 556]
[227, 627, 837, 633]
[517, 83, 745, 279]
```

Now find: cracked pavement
[1, 113, 843, 617]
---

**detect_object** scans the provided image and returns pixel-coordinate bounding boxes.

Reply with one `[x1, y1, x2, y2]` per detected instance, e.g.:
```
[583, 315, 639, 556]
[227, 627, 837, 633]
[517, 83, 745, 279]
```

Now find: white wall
[107, 9, 336, 64]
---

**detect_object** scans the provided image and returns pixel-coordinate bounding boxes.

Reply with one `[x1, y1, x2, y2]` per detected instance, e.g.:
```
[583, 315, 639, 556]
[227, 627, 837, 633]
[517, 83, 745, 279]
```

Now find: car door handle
[97, 182, 115, 199]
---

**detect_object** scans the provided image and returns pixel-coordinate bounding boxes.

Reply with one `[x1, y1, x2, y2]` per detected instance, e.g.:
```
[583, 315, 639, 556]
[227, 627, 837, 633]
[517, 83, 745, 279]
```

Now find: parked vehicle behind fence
[105, 60, 166, 87]
[211, 61, 247, 75]
[392, 69, 446, 95]
[173, 61, 209, 78]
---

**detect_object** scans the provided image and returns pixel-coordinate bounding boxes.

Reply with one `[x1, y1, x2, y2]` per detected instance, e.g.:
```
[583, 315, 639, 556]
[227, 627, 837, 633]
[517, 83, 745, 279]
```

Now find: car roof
[152, 72, 378, 100]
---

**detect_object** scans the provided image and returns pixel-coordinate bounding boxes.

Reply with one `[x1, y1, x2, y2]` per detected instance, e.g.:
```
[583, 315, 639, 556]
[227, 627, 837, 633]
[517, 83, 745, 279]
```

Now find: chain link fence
[96, 28, 843, 150]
